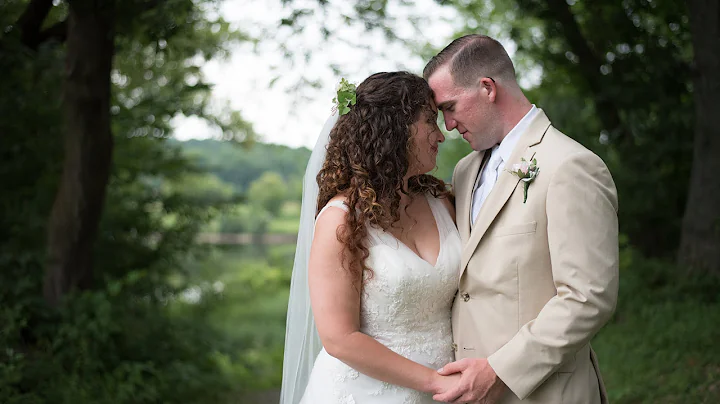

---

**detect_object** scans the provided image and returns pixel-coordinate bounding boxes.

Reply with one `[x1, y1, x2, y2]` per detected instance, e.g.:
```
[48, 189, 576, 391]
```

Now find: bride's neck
[399, 190, 413, 209]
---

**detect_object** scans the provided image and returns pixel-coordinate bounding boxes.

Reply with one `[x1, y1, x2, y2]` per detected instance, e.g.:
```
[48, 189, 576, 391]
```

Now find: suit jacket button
[461, 292, 470, 302]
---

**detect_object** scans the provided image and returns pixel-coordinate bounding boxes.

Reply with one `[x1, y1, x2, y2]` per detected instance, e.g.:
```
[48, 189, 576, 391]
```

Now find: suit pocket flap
[492, 221, 537, 237]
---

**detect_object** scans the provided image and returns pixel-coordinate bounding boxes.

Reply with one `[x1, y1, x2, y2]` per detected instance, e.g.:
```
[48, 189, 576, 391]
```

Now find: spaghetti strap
[425, 194, 454, 235]
[316, 200, 349, 222]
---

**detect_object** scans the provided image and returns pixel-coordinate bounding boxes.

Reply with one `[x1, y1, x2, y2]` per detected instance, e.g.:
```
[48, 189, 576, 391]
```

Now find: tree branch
[113, 0, 164, 35]
[16, 0, 55, 50]
[37, 20, 68, 45]
[138, 0, 162, 13]
[545, 0, 629, 141]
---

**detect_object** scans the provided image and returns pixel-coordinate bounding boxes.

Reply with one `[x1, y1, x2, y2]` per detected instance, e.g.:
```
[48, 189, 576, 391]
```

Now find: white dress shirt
[471, 105, 539, 224]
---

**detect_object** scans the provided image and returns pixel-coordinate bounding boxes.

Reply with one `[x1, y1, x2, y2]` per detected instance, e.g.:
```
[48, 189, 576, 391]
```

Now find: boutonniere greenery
[332, 78, 356, 116]
[508, 158, 539, 203]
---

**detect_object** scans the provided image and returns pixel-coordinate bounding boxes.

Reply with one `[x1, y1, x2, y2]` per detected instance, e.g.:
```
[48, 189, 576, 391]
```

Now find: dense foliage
[0, 0, 266, 401]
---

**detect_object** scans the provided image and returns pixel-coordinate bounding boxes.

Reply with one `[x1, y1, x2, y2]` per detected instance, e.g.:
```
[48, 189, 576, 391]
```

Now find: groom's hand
[432, 358, 506, 404]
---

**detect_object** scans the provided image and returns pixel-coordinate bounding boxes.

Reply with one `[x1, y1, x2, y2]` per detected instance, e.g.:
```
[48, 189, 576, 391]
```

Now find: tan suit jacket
[451, 110, 619, 403]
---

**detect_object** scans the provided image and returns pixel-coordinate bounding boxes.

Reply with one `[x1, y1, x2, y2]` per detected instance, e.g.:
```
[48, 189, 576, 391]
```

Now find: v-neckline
[382, 194, 444, 268]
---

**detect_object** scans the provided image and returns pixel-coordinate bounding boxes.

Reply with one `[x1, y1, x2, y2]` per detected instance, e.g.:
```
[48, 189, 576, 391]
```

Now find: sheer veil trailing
[280, 112, 338, 404]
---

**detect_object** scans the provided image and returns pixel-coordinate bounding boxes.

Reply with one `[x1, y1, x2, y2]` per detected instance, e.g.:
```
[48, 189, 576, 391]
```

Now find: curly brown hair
[316, 71, 452, 283]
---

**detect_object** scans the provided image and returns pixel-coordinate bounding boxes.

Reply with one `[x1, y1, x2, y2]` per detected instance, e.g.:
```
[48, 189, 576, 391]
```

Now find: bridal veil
[279, 112, 338, 404]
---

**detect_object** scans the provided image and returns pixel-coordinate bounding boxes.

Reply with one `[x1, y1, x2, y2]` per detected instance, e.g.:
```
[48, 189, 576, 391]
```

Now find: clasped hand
[430, 358, 506, 404]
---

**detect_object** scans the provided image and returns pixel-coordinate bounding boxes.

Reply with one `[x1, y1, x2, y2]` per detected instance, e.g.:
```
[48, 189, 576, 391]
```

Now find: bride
[281, 71, 462, 404]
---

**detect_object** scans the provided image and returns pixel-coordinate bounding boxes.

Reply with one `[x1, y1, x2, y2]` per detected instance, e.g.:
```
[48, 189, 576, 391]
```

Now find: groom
[424, 35, 619, 403]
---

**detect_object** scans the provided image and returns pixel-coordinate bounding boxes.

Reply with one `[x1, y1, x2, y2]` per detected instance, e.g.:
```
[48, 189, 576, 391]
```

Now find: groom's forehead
[431, 83, 460, 111]
[428, 65, 454, 86]
[428, 68, 458, 100]
[428, 84, 451, 106]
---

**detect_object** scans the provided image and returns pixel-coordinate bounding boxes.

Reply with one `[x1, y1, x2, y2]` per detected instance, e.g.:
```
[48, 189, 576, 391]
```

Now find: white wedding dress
[300, 193, 462, 404]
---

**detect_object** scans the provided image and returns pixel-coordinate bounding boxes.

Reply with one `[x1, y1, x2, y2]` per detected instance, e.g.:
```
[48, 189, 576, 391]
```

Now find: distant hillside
[175, 139, 311, 193]
[172, 137, 468, 196]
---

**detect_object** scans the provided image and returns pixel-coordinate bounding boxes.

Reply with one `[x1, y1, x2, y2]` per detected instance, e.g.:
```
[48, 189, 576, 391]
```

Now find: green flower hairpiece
[332, 78, 357, 116]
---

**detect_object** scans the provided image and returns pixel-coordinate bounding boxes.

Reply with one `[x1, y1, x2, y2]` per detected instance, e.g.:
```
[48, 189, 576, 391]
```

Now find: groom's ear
[479, 77, 497, 102]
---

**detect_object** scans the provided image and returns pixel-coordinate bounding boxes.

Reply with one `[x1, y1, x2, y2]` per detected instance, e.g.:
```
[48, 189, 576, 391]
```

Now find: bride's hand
[429, 371, 462, 398]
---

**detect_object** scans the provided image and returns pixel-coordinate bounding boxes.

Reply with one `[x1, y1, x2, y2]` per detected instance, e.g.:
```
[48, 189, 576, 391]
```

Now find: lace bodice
[300, 194, 461, 404]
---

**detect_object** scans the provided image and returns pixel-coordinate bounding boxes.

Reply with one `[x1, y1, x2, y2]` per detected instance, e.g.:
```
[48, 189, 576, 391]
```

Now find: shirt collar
[495, 105, 538, 164]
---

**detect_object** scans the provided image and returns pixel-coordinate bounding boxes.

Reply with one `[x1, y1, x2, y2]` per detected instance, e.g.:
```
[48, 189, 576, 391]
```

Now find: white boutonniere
[508, 158, 539, 203]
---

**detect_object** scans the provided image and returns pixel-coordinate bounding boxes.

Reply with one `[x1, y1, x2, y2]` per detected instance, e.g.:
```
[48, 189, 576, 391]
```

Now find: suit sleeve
[487, 150, 619, 399]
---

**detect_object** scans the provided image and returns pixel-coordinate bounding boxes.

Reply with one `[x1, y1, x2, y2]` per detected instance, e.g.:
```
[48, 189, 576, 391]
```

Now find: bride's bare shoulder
[313, 196, 350, 253]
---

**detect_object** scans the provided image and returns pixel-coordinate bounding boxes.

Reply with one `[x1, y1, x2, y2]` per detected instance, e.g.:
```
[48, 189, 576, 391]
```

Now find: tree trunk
[44, 1, 115, 306]
[679, 0, 720, 276]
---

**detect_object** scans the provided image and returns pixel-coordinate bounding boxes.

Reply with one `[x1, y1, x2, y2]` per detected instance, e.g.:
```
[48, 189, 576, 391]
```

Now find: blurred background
[0, 0, 718, 403]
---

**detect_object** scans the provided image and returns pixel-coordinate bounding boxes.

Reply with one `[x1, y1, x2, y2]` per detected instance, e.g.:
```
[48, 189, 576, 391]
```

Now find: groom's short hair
[423, 34, 517, 88]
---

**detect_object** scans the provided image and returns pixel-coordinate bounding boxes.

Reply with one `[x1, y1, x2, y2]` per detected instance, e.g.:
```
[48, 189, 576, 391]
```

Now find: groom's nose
[444, 115, 457, 131]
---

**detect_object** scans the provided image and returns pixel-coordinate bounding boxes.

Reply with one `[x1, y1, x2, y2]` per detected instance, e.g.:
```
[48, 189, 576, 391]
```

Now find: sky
[171, 0, 462, 149]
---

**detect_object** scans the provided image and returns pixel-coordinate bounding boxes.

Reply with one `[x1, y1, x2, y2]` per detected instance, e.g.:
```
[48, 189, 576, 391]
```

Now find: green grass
[593, 250, 720, 403]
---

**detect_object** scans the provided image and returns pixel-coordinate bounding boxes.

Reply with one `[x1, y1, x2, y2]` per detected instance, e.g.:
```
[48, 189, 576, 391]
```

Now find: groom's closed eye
[437, 101, 455, 112]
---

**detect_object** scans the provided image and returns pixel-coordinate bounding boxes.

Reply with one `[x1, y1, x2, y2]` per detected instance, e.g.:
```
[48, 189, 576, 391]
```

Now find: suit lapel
[456, 150, 485, 243]
[460, 111, 552, 274]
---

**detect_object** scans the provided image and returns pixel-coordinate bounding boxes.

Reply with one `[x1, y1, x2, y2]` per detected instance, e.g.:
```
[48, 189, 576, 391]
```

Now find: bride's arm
[309, 206, 455, 395]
